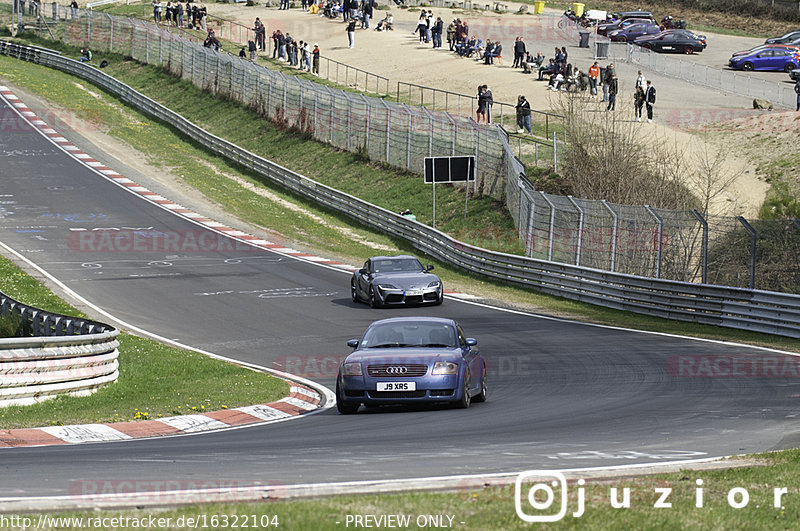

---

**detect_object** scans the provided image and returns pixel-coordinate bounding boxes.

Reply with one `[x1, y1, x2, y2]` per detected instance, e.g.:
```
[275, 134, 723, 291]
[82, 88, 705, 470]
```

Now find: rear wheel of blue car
[473, 366, 487, 403]
[785, 63, 797, 73]
[369, 287, 381, 308]
[336, 382, 359, 414]
[455, 373, 471, 409]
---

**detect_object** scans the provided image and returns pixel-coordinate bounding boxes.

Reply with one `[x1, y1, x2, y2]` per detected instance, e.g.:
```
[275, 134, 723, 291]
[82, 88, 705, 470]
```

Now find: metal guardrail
[0, 287, 119, 406]
[3, 41, 799, 338]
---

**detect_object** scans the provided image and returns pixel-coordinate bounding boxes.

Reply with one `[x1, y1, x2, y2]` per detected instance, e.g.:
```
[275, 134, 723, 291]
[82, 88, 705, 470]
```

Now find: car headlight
[377, 284, 398, 290]
[342, 362, 362, 376]
[427, 281, 441, 288]
[432, 361, 459, 375]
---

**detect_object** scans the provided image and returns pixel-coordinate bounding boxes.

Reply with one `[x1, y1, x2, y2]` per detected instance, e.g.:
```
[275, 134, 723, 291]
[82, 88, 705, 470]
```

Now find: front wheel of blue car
[455, 373, 471, 409]
[336, 382, 360, 414]
[351, 280, 359, 303]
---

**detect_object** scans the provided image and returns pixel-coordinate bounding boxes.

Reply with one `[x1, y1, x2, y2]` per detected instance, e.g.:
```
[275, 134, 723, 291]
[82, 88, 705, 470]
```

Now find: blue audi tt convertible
[336, 317, 487, 414]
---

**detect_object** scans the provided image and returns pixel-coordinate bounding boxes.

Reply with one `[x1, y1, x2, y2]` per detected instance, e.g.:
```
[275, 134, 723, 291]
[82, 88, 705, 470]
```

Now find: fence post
[446, 112, 456, 156]
[552, 131, 558, 172]
[540, 192, 556, 262]
[402, 103, 412, 171]
[422, 107, 434, 158]
[601, 199, 618, 272]
[327, 86, 335, 144]
[145, 27, 149, 63]
[108, 14, 113, 52]
[691, 209, 708, 284]
[380, 99, 391, 163]
[361, 94, 371, 157]
[314, 81, 319, 136]
[525, 191, 536, 257]
[737, 216, 757, 290]
[645, 205, 663, 279]
[346, 93, 352, 151]
[567, 195, 584, 266]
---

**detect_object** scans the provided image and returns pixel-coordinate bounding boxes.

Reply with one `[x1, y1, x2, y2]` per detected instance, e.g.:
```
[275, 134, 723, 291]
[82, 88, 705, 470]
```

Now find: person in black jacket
[606, 74, 618, 111]
[513, 37, 526, 68]
[432, 17, 443, 48]
[347, 19, 356, 48]
[645, 80, 656, 122]
[515, 95, 531, 134]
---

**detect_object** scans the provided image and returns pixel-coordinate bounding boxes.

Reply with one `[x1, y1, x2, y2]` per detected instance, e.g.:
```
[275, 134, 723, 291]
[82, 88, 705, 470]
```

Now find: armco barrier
[0, 287, 119, 407]
[2, 42, 799, 338]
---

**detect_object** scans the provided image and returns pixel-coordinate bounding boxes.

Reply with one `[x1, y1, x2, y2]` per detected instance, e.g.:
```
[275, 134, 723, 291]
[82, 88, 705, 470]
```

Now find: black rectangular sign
[424, 156, 476, 184]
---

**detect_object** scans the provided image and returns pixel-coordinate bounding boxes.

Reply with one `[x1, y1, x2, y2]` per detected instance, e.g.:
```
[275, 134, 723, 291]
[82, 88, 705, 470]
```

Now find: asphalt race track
[1, 95, 800, 499]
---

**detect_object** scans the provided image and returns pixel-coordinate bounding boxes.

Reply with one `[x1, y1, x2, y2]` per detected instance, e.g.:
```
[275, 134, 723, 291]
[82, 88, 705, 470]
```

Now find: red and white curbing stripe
[0, 385, 320, 447]
[0, 85, 357, 273]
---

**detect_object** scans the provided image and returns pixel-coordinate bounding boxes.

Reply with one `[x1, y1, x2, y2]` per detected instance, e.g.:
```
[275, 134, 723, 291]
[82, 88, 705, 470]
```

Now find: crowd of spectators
[151, 1, 207, 30]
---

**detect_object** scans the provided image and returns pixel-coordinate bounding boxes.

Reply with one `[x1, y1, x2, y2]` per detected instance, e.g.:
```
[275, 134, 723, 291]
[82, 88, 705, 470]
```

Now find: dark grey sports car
[351, 255, 443, 308]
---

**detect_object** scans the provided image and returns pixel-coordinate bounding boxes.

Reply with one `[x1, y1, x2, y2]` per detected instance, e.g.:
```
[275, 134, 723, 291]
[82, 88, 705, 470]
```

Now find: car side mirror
[347, 339, 359, 348]
[359, 268, 367, 275]
[426, 265, 435, 272]
[465, 338, 477, 347]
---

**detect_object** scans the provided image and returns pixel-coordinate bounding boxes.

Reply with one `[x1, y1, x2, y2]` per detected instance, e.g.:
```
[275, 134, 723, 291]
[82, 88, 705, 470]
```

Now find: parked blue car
[336, 317, 487, 414]
[729, 47, 800, 72]
[608, 22, 661, 43]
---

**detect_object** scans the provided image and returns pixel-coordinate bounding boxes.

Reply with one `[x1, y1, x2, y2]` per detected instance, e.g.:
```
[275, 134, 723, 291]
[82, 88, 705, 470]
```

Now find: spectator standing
[272, 30, 280, 58]
[588, 61, 599, 98]
[476, 85, 487, 123]
[347, 19, 356, 48]
[248, 39, 257, 61]
[513, 37, 526, 68]
[70, 0, 78, 19]
[152, 0, 160, 23]
[432, 17, 443, 48]
[302, 41, 311, 71]
[606, 74, 618, 111]
[199, 5, 207, 30]
[425, 11, 433, 43]
[602, 62, 614, 102]
[633, 85, 645, 121]
[446, 20, 456, 51]
[176, 1, 183, 27]
[515, 95, 531, 134]
[278, 31, 287, 61]
[312, 43, 320, 75]
[482, 85, 494, 123]
[645, 80, 656, 122]
[635, 70, 646, 90]
[363, 0, 373, 29]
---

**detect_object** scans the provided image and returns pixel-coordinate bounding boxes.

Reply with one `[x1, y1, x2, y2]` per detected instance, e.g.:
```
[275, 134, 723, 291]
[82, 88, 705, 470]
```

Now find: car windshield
[360, 322, 457, 348]
[373, 258, 424, 274]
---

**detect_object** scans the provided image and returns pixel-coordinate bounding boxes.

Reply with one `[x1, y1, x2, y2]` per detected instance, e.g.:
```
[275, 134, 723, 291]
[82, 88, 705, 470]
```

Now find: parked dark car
[765, 30, 800, 45]
[634, 30, 707, 53]
[597, 17, 653, 36]
[729, 47, 800, 72]
[351, 255, 443, 308]
[608, 22, 661, 43]
[790, 68, 800, 81]
[336, 317, 487, 414]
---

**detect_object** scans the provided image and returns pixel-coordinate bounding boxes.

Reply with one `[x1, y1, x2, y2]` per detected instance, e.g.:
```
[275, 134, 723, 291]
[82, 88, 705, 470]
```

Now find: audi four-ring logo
[386, 366, 408, 374]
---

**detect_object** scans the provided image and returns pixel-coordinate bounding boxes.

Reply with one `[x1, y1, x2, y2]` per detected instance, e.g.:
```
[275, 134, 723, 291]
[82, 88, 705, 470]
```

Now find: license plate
[377, 382, 416, 391]
[405, 290, 422, 296]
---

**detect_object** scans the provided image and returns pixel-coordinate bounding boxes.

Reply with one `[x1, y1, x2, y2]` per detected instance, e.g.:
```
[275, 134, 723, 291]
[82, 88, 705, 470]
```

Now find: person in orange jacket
[588, 61, 600, 98]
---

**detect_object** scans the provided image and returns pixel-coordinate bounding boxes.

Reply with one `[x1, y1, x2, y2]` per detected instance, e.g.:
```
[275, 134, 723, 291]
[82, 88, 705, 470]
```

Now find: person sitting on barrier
[375, 12, 393, 31]
[79, 48, 92, 62]
[485, 41, 502, 64]
[538, 58, 557, 80]
[399, 209, 417, 221]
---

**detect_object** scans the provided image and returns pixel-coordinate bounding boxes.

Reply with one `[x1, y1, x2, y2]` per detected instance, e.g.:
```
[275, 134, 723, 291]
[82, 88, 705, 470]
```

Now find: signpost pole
[464, 157, 470, 218]
[432, 161, 436, 229]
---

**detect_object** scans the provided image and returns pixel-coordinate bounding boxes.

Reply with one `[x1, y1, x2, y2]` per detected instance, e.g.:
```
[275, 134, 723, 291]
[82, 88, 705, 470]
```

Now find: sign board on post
[423, 156, 476, 228]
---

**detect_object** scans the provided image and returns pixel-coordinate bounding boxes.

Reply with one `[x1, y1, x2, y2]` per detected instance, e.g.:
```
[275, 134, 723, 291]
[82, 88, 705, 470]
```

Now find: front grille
[384, 294, 404, 303]
[367, 364, 428, 377]
[405, 295, 423, 304]
[369, 391, 427, 399]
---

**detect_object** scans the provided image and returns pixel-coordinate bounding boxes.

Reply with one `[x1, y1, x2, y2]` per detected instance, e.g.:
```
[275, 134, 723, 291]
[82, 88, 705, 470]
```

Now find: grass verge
[22, 450, 800, 528]
[0, 254, 288, 428]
